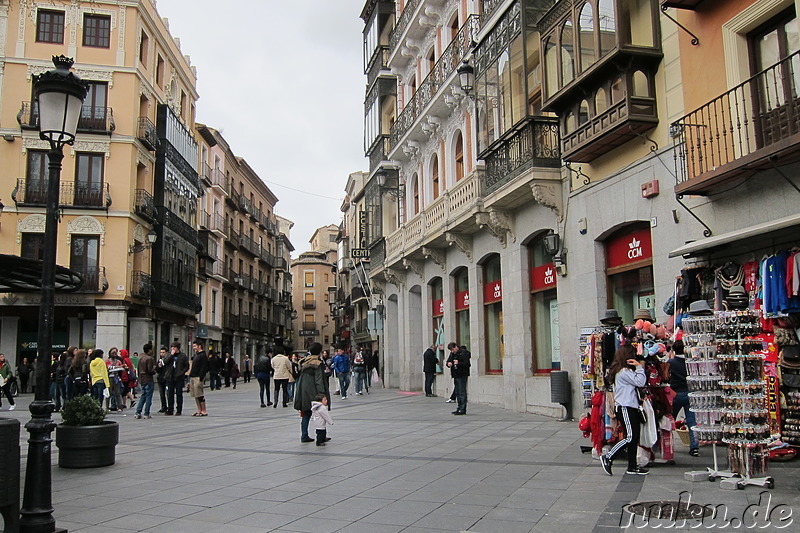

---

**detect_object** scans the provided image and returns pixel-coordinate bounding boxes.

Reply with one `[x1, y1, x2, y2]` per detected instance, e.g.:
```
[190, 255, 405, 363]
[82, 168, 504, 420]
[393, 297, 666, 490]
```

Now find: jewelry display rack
[716, 309, 774, 490]
[682, 315, 735, 482]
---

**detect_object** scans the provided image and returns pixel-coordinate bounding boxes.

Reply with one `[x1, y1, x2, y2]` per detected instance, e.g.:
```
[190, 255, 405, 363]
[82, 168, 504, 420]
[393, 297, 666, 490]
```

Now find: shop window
[632, 70, 649, 97]
[454, 132, 464, 182]
[578, 100, 590, 125]
[560, 20, 575, 86]
[430, 278, 445, 371]
[595, 87, 608, 114]
[483, 255, 504, 374]
[528, 238, 559, 373]
[431, 153, 440, 200]
[453, 268, 470, 348]
[605, 225, 654, 324]
[579, 2, 595, 72]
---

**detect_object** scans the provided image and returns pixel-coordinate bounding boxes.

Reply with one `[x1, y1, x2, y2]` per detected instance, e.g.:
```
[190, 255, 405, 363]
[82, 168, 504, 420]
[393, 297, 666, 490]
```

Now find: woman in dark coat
[294, 342, 330, 443]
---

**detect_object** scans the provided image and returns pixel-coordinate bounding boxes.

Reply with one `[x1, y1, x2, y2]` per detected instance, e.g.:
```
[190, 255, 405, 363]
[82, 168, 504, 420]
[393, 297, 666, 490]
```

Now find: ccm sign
[607, 228, 652, 269]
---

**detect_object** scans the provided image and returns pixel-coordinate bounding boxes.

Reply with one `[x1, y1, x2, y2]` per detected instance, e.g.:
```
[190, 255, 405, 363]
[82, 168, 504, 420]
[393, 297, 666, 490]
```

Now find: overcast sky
[157, 0, 368, 254]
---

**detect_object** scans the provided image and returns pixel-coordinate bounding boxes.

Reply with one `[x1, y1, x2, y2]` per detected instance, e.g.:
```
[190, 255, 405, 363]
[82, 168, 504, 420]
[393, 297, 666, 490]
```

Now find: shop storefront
[453, 267, 470, 348]
[606, 225, 655, 324]
[529, 238, 559, 373]
[483, 254, 504, 374]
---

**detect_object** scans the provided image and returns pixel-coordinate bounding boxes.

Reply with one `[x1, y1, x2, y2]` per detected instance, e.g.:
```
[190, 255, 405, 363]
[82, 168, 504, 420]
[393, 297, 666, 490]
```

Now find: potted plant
[55, 394, 119, 468]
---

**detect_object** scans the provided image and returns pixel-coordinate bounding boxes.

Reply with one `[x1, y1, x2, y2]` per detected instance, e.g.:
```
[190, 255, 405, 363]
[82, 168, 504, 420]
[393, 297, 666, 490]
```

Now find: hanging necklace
[718, 265, 744, 290]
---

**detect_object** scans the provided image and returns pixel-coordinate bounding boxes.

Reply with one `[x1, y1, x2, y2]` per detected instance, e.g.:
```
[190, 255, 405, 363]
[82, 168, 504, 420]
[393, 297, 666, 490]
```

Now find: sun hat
[600, 309, 623, 325]
[688, 300, 713, 316]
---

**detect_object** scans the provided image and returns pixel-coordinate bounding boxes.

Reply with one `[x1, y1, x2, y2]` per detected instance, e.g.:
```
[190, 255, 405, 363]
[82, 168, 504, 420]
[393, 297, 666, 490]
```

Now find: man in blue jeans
[134, 343, 156, 419]
[669, 340, 699, 456]
[332, 345, 351, 399]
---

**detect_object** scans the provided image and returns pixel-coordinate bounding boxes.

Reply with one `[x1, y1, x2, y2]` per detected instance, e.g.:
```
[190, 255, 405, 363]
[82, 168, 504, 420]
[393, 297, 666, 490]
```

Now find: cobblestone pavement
[2, 383, 798, 532]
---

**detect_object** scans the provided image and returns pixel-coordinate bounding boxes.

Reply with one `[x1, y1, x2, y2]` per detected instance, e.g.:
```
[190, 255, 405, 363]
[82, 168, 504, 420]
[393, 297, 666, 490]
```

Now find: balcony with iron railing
[366, 45, 391, 90]
[134, 189, 157, 222]
[302, 300, 316, 310]
[239, 234, 259, 256]
[137, 117, 159, 151]
[223, 312, 240, 330]
[153, 281, 199, 314]
[228, 187, 242, 210]
[368, 135, 392, 173]
[673, 49, 800, 195]
[130, 271, 152, 300]
[274, 256, 288, 270]
[388, 0, 420, 53]
[18, 102, 116, 134]
[211, 168, 227, 192]
[228, 227, 241, 249]
[198, 210, 211, 230]
[260, 247, 275, 267]
[13, 179, 111, 209]
[389, 15, 480, 149]
[480, 0, 507, 24]
[200, 162, 213, 186]
[199, 233, 218, 260]
[302, 321, 317, 331]
[239, 195, 253, 216]
[211, 213, 226, 236]
[75, 266, 108, 294]
[222, 264, 238, 284]
[156, 206, 198, 247]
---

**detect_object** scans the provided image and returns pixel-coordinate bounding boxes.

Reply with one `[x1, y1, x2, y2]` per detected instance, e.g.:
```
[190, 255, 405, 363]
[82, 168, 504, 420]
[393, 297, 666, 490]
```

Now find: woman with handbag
[600, 345, 648, 476]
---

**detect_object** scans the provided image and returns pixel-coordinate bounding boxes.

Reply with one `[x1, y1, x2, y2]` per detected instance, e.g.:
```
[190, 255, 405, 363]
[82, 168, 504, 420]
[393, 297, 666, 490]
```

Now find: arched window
[611, 76, 625, 104]
[565, 111, 576, 134]
[431, 154, 440, 200]
[544, 37, 558, 97]
[412, 173, 420, 214]
[595, 87, 608, 114]
[578, 100, 589, 125]
[560, 19, 574, 85]
[632, 70, 649, 97]
[450, 16, 459, 40]
[599, 0, 616, 56]
[426, 47, 435, 74]
[579, 2, 595, 72]
[454, 131, 464, 182]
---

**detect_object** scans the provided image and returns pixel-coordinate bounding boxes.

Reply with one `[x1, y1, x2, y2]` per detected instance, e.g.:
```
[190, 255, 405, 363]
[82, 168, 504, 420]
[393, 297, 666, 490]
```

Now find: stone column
[501, 244, 528, 412]
[129, 318, 154, 354]
[95, 303, 129, 352]
[0, 316, 20, 367]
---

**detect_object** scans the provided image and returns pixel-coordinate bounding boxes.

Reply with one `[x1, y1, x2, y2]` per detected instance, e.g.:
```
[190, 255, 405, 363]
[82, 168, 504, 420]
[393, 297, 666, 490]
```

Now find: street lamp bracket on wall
[129, 229, 158, 254]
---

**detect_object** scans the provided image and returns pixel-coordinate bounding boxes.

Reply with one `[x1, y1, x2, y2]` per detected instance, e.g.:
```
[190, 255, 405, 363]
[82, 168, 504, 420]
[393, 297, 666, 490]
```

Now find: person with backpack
[352, 349, 367, 395]
[332, 345, 351, 400]
[254, 353, 273, 408]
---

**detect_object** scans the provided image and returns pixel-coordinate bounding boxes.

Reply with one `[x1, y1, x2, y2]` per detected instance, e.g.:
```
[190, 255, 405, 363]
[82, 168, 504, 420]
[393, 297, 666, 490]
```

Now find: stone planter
[55, 421, 119, 468]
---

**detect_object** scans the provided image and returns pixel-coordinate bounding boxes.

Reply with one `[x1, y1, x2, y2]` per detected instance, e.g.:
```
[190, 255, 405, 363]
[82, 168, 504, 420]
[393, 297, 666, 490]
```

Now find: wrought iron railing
[131, 271, 153, 299]
[228, 227, 241, 248]
[389, 0, 420, 52]
[211, 213, 226, 234]
[222, 264, 238, 282]
[13, 179, 111, 208]
[199, 210, 211, 229]
[17, 102, 113, 132]
[137, 116, 159, 150]
[211, 168, 227, 192]
[134, 189, 156, 222]
[302, 301, 316, 309]
[369, 135, 391, 172]
[673, 49, 800, 186]
[302, 321, 317, 330]
[156, 206, 198, 247]
[483, 117, 561, 193]
[481, 0, 506, 21]
[390, 15, 480, 147]
[366, 45, 390, 87]
[223, 312, 240, 330]
[153, 281, 199, 313]
[75, 266, 107, 294]
[229, 187, 242, 210]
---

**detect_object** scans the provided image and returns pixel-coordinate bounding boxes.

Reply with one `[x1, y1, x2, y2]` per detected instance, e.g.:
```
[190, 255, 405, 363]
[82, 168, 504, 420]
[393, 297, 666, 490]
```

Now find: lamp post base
[19, 400, 61, 533]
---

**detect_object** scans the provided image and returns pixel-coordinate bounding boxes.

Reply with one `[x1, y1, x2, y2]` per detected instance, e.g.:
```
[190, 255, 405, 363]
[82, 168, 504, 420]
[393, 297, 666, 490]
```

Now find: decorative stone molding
[422, 246, 446, 270]
[17, 213, 46, 244]
[420, 4, 442, 26]
[384, 268, 406, 288]
[445, 232, 472, 261]
[402, 258, 424, 278]
[66, 216, 105, 246]
[70, 140, 111, 158]
[475, 209, 515, 247]
[21, 136, 49, 153]
[27, 64, 115, 87]
[421, 115, 441, 138]
[133, 224, 146, 243]
[530, 180, 564, 222]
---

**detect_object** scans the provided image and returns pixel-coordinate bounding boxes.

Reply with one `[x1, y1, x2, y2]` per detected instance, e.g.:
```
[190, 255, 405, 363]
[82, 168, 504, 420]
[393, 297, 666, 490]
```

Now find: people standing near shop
[208, 351, 223, 391]
[134, 343, 156, 419]
[271, 349, 293, 408]
[50, 352, 67, 412]
[156, 346, 168, 413]
[120, 349, 136, 408]
[446, 342, 470, 415]
[106, 348, 125, 412]
[0, 353, 16, 411]
[669, 340, 699, 457]
[255, 352, 273, 407]
[230, 357, 240, 389]
[423, 344, 438, 397]
[89, 349, 110, 403]
[68, 349, 89, 397]
[332, 345, 351, 400]
[189, 340, 209, 416]
[287, 353, 300, 401]
[64, 346, 77, 401]
[600, 345, 649, 476]
[321, 349, 336, 395]
[294, 342, 330, 443]
[243, 354, 252, 384]
[17, 357, 31, 394]
[164, 341, 189, 416]
[223, 352, 234, 388]
[352, 349, 367, 395]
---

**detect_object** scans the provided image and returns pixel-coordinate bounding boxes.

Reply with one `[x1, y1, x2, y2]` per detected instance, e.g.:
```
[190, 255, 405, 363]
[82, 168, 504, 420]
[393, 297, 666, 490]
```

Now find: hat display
[688, 300, 713, 316]
[600, 309, 622, 325]
[633, 308, 654, 321]
[726, 286, 749, 310]
[728, 285, 747, 296]
[780, 346, 800, 370]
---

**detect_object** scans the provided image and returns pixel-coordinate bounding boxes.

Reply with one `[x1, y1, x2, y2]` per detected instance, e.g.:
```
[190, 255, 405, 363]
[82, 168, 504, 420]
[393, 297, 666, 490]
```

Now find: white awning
[669, 213, 800, 258]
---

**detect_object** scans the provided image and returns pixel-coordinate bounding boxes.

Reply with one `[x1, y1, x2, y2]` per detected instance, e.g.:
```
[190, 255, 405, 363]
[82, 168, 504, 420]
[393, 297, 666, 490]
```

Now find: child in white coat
[311, 393, 333, 446]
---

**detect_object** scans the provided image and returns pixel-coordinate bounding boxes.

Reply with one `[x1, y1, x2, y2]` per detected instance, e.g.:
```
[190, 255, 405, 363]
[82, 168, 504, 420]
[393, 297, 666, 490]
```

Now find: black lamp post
[20, 55, 87, 533]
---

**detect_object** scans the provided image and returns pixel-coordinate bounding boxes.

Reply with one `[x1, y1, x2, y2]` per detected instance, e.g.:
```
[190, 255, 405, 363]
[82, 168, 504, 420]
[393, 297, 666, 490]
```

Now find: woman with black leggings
[600, 345, 648, 476]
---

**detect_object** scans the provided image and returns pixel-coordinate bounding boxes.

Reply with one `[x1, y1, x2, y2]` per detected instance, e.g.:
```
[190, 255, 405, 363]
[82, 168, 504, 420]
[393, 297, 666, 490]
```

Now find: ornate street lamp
[457, 59, 475, 95]
[20, 55, 87, 533]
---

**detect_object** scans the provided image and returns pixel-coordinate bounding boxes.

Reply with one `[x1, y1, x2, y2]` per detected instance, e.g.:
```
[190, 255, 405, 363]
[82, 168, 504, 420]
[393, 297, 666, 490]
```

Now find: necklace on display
[718, 264, 744, 290]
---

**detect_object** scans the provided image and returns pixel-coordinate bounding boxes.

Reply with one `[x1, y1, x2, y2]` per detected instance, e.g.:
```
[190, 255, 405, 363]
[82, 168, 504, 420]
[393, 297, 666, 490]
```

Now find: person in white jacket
[311, 393, 333, 446]
[600, 344, 648, 476]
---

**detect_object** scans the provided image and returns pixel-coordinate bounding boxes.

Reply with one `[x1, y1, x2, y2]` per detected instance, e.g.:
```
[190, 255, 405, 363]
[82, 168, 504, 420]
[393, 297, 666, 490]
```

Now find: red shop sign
[483, 280, 502, 304]
[606, 228, 653, 270]
[531, 263, 557, 291]
[432, 298, 444, 317]
[455, 290, 470, 311]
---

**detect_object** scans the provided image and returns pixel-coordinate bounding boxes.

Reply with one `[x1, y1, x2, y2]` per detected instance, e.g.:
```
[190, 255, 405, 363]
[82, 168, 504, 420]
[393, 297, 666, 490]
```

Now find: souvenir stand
[682, 313, 734, 482]
[579, 319, 620, 458]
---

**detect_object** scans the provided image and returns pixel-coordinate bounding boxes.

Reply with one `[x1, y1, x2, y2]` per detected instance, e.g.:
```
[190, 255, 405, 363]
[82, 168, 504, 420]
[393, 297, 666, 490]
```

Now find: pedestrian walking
[68, 349, 90, 397]
[600, 345, 649, 476]
[255, 353, 273, 407]
[231, 359, 240, 389]
[311, 393, 333, 446]
[208, 351, 223, 390]
[294, 342, 330, 443]
[189, 340, 209, 416]
[64, 346, 77, 401]
[89, 349, 110, 404]
[446, 342, 470, 415]
[423, 344, 438, 397]
[271, 349, 292, 407]
[669, 340, 699, 457]
[287, 353, 300, 401]
[352, 349, 367, 395]
[120, 349, 136, 408]
[17, 357, 32, 394]
[223, 352, 234, 387]
[0, 353, 16, 410]
[164, 342, 189, 416]
[243, 354, 252, 383]
[134, 343, 157, 419]
[332, 345, 351, 399]
[156, 346, 168, 413]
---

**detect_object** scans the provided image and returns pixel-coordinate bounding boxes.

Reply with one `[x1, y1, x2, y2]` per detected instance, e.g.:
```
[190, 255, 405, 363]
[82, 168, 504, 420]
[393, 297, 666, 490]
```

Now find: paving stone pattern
[2, 384, 799, 532]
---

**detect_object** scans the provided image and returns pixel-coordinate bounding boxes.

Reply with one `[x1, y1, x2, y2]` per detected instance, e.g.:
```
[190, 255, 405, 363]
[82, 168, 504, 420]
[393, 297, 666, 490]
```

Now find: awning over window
[0, 254, 83, 292]
[669, 213, 800, 258]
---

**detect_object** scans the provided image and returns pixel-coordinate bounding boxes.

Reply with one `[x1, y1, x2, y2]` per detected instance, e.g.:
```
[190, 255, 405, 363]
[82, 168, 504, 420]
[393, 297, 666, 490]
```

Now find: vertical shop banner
[531, 263, 557, 291]
[484, 280, 502, 304]
[432, 298, 444, 317]
[550, 300, 560, 365]
[607, 228, 653, 269]
[358, 210, 368, 250]
[455, 290, 470, 311]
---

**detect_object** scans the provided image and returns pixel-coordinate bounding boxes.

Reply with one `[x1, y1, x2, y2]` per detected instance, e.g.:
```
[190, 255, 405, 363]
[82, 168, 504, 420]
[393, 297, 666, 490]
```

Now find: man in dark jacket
[423, 345, 438, 397]
[223, 352, 234, 387]
[164, 341, 190, 416]
[156, 346, 168, 413]
[189, 340, 209, 416]
[294, 342, 330, 443]
[254, 353, 273, 407]
[134, 343, 156, 419]
[446, 342, 470, 415]
[208, 351, 223, 390]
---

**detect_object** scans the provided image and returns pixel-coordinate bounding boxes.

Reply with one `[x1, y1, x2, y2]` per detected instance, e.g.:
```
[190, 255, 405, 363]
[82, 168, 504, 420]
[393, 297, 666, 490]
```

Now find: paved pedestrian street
[3, 385, 800, 532]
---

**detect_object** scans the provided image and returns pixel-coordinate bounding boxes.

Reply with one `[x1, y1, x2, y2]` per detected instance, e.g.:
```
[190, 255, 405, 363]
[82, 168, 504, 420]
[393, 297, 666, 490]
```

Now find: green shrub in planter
[60, 394, 106, 426]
